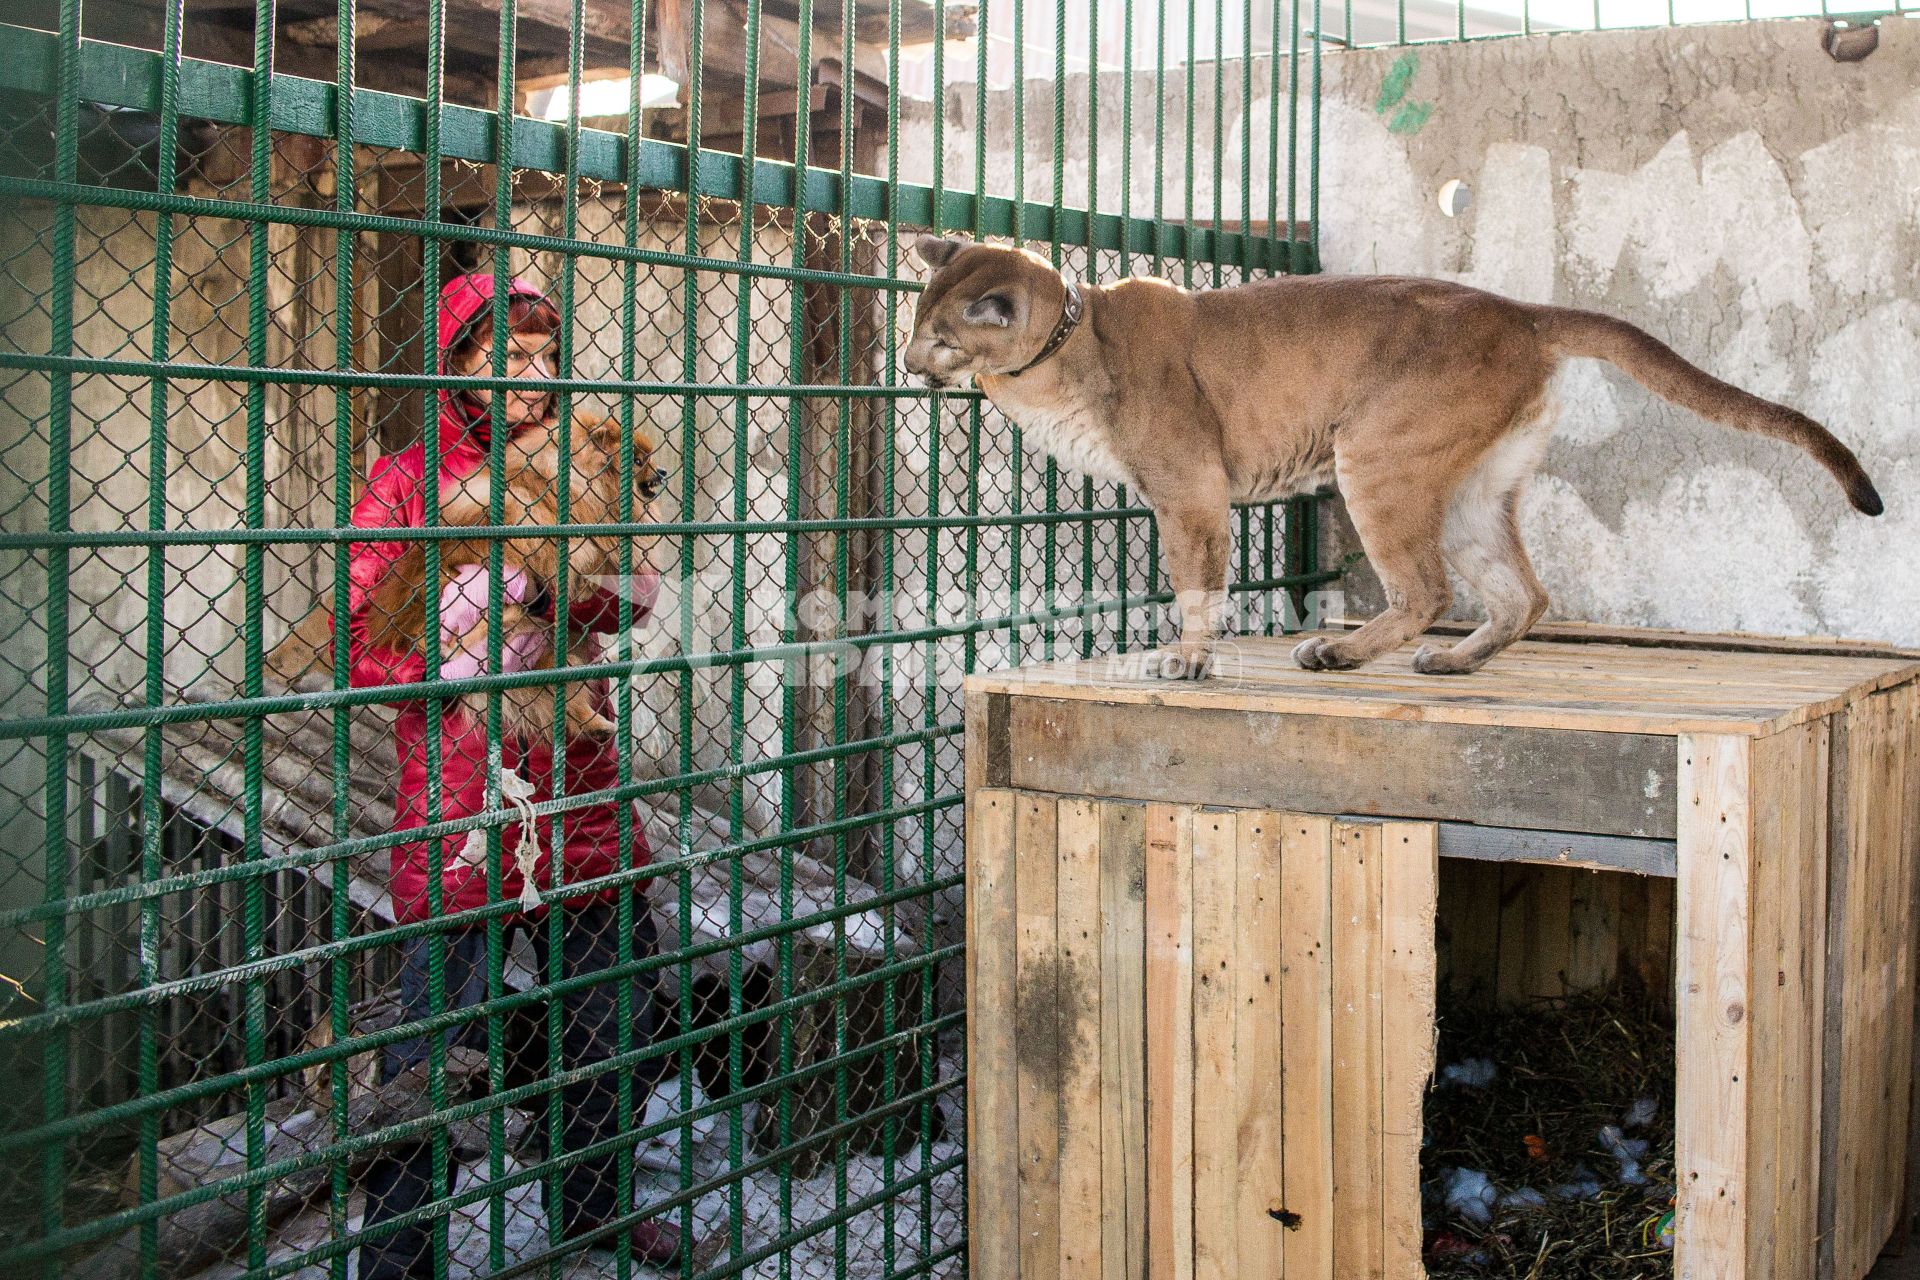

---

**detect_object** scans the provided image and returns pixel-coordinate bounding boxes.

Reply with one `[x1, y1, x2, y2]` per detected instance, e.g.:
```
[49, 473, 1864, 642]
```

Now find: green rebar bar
[485, 0, 521, 1268]
[612, 0, 649, 1273]
[777, 0, 815, 1270]
[36, 0, 82, 1269]
[240, 2, 278, 1267]
[728, 0, 765, 1265]
[417, 0, 454, 1270]
[833, 0, 858, 1267]
[326, 1, 357, 1274]
[137, 3, 185, 1274]
[678, 0, 707, 1265]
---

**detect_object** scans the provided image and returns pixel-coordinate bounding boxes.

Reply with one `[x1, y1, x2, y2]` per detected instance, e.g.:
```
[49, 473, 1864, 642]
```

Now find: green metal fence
[0, 1, 1333, 1275]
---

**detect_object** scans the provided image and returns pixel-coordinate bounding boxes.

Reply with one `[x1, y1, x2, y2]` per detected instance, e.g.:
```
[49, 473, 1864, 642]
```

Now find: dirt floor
[1872, 1251, 1920, 1279]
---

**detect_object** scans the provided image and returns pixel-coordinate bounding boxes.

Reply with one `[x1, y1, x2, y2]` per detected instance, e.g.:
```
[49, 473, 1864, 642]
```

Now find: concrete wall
[1297, 17, 1918, 643]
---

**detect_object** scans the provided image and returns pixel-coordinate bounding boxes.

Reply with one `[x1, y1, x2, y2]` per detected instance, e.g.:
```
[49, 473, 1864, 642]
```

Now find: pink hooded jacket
[345, 274, 657, 923]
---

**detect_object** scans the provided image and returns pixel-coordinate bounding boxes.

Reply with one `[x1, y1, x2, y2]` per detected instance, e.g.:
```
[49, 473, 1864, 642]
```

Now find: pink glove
[630, 568, 661, 616]
[439, 565, 548, 678]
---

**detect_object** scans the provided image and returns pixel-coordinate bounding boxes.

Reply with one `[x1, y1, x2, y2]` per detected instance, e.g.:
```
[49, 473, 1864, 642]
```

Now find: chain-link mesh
[0, 1, 1332, 1275]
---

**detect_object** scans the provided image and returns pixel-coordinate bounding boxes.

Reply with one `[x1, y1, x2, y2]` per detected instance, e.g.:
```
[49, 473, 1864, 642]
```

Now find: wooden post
[968, 788, 1019, 1280]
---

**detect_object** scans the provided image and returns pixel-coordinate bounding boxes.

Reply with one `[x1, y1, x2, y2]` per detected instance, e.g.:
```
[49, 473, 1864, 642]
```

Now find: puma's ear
[962, 292, 1016, 328]
[911, 234, 970, 270]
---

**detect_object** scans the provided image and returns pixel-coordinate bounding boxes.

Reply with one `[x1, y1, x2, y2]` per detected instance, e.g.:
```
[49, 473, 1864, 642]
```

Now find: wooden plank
[1435, 821, 1677, 877]
[967, 633, 1920, 736]
[1825, 692, 1912, 1280]
[1523, 865, 1574, 1001]
[1567, 870, 1622, 993]
[1234, 811, 1287, 1276]
[1016, 794, 1062, 1280]
[1332, 821, 1385, 1280]
[968, 788, 1021, 1280]
[1839, 697, 1881, 1280]
[1873, 688, 1918, 1267]
[969, 688, 1013, 790]
[1749, 720, 1828, 1280]
[1280, 814, 1335, 1280]
[1099, 802, 1148, 1280]
[1191, 811, 1240, 1280]
[1675, 734, 1754, 1280]
[1003, 698, 1678, 839]
[1339, 615, 1920, 662]
[1818, 706, 1854, 1280]
[1615, 874, 1650, 989]
[1799, 718, 1833, 1280]
[1057, 798, 1104, 1280]
[1495, 864, 1531, 1009]
[1440, 858, 1501, 1002]
[1902, 686, 1920, 1263]
[1646, 876, 1677, 1004]
[1145, 804, 1196, 1280]
[1746, 730, 1792, 1280]
[1381, 822, 1438, 1279]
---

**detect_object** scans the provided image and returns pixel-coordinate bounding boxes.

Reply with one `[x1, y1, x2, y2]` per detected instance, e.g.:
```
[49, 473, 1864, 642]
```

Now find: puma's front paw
[1291, 635, 1362, 671]
[1146, 641, 1214, 680]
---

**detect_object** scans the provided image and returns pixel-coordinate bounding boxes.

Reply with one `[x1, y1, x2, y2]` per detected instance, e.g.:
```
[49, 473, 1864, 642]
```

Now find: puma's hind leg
[1293, 466, 1453, 672]
[1412, 419, 1552, 675]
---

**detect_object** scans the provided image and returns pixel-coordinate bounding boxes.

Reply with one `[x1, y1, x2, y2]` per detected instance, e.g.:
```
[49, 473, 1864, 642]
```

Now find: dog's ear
[574, 411, 621, 448]
[576, 412, 661, 453]
[911, 234, 970, 270]
[629, 420, 664, 462]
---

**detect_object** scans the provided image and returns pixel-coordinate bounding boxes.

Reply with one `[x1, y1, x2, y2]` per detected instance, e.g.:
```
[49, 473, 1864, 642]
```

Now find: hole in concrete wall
[1437, 178, 1472, 218]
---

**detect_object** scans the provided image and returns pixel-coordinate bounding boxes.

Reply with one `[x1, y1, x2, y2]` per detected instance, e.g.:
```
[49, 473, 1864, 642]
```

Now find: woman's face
[453, 327, 555, 428]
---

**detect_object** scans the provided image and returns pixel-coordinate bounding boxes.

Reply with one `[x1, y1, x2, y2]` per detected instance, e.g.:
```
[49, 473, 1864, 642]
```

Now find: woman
[346, 273, 684, 1272]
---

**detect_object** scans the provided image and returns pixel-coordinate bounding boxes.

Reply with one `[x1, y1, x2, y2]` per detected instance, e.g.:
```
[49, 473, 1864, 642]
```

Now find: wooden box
[963, 626, 1920, 1280]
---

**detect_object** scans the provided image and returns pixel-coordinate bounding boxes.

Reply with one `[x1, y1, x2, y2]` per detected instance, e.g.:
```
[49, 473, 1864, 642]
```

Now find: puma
[903, 234, 1883, 678]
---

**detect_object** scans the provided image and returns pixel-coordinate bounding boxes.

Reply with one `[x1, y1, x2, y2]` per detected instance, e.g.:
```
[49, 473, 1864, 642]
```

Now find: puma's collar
[1003, 280, 1083, 378]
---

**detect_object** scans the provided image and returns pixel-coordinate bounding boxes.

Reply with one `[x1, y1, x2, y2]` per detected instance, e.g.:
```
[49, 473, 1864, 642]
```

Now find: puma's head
[903, 234, 1072, 389]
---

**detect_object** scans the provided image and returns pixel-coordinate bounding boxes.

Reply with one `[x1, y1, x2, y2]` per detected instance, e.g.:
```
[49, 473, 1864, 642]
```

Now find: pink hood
[434, 272, 549, 453]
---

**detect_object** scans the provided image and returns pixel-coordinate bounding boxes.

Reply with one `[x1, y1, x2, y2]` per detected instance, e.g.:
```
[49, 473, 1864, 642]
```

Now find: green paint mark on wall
[1389, 100, 1436, 135]
[1376, 51, 1419, 113]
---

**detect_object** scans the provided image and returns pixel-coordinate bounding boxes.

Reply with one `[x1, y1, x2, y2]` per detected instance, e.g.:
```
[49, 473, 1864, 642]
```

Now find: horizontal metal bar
[0, 24, 1311, 273]
[0, 572, 1342, 741]
[0, 175, 929, 294]
[0, 350, 951, 399]
[21, 722, 961, 929]
[0, 949, 965, 1262]
[0, 798, 959, 1041]
[0, 900, 964, 1150]
[0, 495, 1332, 548]
[0, 506, 1168, 550]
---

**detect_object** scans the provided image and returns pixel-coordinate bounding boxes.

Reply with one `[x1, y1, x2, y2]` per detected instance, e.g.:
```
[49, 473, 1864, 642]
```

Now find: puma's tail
[1535, 305, 1883, 516]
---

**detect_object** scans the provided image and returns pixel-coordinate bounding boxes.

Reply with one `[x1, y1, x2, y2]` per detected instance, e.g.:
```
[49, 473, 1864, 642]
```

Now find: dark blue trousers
[356, 901, 669, 1278]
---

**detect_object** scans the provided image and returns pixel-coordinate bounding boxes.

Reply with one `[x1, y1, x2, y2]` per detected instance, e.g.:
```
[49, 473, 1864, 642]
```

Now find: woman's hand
[439, 564, 550, 678]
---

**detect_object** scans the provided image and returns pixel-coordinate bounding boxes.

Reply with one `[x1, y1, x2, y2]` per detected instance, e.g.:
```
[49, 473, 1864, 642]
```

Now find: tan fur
[269, 414, 666, 739]
[903, 235, 1883, 677]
